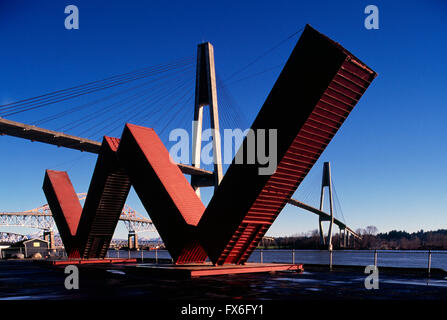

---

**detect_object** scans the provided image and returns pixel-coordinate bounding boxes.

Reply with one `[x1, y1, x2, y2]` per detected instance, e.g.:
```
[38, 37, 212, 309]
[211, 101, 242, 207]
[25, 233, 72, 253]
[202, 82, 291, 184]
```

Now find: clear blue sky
[0, 0, 446, 239]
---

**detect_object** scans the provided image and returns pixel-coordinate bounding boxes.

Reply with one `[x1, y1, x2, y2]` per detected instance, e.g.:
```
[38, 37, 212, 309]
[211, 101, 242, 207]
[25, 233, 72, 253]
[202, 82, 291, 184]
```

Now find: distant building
[0, 245, 10, 259]
[10, 238, 49, 258]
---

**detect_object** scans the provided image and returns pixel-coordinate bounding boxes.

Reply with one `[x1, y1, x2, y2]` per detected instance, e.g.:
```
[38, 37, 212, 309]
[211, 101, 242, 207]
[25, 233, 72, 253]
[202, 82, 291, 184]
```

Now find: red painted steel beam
[117, 124, 207, 263]
[43, 137, 131, 259]
[43, 170, 83, 258]
[75, 136, 131, 259]
[198, 24, 377, 265]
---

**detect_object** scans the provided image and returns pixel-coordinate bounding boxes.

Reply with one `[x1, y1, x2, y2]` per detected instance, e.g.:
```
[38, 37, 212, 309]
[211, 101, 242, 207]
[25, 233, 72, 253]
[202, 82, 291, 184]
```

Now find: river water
[107, 249, 447, 271]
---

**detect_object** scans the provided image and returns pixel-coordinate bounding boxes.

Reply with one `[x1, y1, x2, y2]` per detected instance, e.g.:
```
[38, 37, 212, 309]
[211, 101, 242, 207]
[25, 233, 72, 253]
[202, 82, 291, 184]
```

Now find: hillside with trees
[260, 227, 447, 250]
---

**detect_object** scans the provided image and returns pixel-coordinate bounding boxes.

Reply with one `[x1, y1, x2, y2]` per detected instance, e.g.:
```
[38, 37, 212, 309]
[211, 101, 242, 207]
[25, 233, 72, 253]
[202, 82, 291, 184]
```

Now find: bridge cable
[331, 177, 347, 224]
[59, 65, 194, 137]
[123, 77, 194, 132]
[57, 72, 188, 133]
[0, 57, 194, 117]
[223, 27, 304, 82]
[220, 64, 284, 89]
[0, 56, 193, 112]
[97, 76, 194, 140]
[33, 63, 192, 127]
[2, 61, 193, 118]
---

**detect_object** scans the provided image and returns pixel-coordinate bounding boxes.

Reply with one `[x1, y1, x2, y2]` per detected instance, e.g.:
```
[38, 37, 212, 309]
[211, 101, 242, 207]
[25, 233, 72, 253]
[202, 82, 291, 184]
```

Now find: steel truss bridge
[0, 231, 30, 243]
[0, 193, 155, 234]
[0, 232, 157, 248]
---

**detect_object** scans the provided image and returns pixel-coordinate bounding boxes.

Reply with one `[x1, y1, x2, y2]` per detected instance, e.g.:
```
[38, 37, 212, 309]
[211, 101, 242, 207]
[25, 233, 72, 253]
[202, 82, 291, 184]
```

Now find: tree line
[260, 227, 447, 250]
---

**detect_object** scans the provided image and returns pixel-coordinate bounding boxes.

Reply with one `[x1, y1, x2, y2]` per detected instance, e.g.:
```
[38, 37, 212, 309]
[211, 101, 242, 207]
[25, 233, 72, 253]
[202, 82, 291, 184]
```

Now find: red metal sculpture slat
[198, 24, 377, 265]
[42, 136, 131, 259]
[76, 136, 131, 259]
[43, 170, 83, 258]
[117, 124, 207, 263]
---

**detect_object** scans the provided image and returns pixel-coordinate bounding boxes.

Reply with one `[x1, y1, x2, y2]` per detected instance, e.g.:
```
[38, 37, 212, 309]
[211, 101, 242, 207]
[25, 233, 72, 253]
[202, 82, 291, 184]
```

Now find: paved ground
[1, 260, 447, 300]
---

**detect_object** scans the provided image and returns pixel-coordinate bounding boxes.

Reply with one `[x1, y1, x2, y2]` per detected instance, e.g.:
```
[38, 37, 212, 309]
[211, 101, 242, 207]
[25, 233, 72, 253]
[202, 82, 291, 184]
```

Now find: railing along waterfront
[250, 249, 447, 274]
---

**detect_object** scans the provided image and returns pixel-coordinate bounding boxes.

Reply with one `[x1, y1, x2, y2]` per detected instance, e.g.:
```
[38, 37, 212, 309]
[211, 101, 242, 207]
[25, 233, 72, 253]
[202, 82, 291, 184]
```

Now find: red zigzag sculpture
[43, 25, 376, 264]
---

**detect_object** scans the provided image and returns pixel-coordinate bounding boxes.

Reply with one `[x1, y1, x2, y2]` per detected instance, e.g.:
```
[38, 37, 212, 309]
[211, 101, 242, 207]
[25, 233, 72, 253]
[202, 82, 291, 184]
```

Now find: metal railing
[106, 248, 170, 262]
[252, 249, 447, 274]
[2, 246, 444, 275]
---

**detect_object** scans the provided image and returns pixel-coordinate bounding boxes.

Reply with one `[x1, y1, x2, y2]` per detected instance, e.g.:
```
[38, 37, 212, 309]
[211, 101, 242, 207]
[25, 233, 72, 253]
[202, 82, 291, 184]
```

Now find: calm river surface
[107, 249, 447, 271]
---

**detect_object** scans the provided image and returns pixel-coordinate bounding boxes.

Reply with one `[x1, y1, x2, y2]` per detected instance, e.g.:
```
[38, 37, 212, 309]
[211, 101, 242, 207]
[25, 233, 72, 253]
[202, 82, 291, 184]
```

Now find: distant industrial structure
[0, 194, 155, 249]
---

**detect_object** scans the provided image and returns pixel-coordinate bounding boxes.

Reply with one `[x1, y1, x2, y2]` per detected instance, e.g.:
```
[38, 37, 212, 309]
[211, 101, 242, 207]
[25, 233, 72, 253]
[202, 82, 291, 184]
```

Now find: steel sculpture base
[36, 258, 138, 266]
[131, 262, 303, 278]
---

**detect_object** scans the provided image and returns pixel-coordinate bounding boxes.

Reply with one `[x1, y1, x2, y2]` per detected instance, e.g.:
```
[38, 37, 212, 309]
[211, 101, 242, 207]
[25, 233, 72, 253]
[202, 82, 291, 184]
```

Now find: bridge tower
[128, 230, 138, 250]
[43, 230, 55, 249]
[190, 42, 223, 198]
[318, 162, 335, 250]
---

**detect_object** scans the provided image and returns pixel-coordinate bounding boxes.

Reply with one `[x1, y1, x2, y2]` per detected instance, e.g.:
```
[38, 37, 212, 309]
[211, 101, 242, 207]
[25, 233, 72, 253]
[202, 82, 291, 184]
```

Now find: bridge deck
[0, 117, 212, 177]
[287, 198, 360, 238]
[0, 117, 101, 153]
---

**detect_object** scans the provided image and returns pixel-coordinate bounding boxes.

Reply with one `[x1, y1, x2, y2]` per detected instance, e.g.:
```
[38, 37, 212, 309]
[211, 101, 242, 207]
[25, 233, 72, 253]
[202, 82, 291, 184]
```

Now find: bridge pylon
[191, 42, 223, 198]
[318, 162, 335, 250]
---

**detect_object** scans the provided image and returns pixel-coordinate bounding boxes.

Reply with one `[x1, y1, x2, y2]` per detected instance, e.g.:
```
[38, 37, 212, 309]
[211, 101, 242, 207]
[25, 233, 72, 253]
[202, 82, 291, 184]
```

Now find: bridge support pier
[343, 229, 347, 248]
[128, 231, 138, 250]
[43, 230, 55, 249]
[337, 228, 345, 248]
